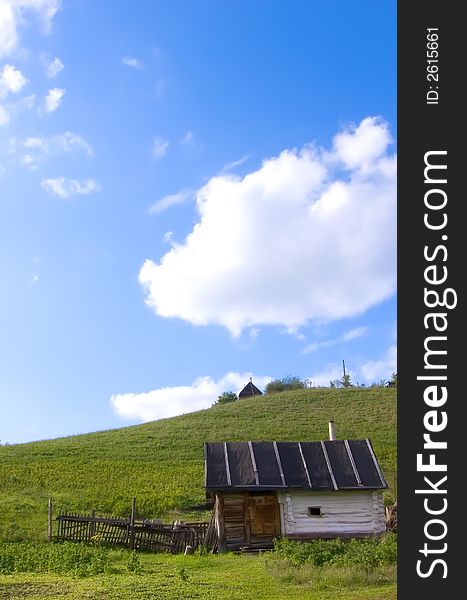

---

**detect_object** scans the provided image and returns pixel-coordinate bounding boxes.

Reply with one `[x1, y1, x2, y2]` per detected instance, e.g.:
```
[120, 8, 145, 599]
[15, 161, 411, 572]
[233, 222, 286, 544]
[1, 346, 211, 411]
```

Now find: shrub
[127, 550, 142, 574]
[265, 376, 305, 394]
[273, 537, 346, 567]
[330, 535, 397, 570]
[273, 534, 397, 569]
[214, 391, 238, 405]
[0, 542, 111, 577]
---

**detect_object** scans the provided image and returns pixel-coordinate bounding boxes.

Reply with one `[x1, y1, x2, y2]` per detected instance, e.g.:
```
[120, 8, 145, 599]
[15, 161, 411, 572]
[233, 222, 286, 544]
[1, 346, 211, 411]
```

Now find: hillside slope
[0, 387, 396, 541]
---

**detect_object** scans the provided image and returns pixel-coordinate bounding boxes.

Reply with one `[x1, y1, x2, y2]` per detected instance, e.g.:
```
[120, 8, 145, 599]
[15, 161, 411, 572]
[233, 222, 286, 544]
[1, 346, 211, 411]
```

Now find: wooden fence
[49, 498, 215, 554]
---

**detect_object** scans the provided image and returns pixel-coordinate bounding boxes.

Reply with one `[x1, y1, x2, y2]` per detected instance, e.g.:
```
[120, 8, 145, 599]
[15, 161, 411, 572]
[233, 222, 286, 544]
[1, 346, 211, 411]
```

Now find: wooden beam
[47, 498, 53, 543]
[129, 497, 136, 550]
[214, 494, 226, 553]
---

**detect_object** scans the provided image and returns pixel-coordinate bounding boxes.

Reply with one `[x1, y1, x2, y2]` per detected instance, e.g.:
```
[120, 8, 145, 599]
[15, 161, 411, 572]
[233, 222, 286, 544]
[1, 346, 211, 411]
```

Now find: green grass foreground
[0, 542, 396, 600]
[0, 387, 396, 542]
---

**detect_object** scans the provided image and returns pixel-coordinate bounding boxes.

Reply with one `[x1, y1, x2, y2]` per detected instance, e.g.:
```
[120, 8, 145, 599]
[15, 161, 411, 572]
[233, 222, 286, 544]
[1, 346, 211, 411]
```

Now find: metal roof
[204, 440, 387, 491]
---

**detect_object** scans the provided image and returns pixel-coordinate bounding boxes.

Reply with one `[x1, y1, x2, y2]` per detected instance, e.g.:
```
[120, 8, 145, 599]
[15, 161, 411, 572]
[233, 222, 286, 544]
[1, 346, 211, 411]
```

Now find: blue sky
[0, 0, 396, 445]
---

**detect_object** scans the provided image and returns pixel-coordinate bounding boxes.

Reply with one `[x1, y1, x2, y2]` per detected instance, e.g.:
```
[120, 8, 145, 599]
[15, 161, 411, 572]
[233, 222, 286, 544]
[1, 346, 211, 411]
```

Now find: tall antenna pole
[342, 359, 346, 379]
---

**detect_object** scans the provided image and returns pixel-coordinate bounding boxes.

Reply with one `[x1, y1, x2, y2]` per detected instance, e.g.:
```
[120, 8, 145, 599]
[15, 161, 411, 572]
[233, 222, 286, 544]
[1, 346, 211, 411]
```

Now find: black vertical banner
[398, 3, 462, 598]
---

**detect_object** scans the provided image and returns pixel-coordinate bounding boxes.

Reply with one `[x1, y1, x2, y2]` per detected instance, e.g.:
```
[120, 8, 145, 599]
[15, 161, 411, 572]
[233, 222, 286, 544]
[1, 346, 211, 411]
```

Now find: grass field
[0, 542, 397, 599]
[0, 387, 396, 542]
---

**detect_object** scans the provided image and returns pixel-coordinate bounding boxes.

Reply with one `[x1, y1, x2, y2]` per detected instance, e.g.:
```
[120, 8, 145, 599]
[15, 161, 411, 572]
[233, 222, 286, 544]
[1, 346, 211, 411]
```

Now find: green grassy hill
[0, 387, 396, 542]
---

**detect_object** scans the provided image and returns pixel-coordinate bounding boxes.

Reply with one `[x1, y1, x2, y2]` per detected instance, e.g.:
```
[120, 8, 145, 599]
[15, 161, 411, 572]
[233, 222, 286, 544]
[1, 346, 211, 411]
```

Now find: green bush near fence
[273, 534, 397, 569]
[0, 542, 111, 577]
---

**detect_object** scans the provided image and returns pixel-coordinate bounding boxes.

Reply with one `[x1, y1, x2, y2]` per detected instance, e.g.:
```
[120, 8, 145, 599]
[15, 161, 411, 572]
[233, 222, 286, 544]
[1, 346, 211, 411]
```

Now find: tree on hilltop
[214, 391, 238, 405]
[265, 375, 306, 394]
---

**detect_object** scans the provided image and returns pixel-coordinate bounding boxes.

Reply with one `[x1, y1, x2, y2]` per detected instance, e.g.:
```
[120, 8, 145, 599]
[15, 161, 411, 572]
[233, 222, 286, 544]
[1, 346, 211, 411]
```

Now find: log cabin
[204, 421, 388, 551]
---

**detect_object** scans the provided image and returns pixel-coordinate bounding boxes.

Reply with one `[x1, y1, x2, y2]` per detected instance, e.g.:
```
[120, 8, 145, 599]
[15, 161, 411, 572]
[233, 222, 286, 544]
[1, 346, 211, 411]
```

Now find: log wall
[277, 489, 386, 538]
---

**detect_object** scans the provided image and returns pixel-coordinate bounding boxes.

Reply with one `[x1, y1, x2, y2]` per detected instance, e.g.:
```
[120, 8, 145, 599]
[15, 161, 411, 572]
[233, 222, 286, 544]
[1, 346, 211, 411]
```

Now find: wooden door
[247, 493, 280, 544]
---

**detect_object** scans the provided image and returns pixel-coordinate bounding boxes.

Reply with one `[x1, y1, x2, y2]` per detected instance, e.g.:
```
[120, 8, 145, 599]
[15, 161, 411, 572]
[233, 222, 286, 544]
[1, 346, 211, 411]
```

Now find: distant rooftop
[238, 380, 263, 398]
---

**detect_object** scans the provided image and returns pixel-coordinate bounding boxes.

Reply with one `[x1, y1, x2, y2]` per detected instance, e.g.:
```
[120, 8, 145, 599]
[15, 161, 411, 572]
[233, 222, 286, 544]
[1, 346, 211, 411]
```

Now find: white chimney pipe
[328, 420, 336, 441]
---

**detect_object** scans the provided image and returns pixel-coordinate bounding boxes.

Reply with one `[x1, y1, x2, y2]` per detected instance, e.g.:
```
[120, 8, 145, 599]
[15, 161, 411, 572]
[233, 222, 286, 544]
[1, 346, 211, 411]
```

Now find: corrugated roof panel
[226, 442, 256, 486]
[204, 440, 387, 491]
[349, 439, 387, 488]
[300, 441, 334, 489]
[277, 442, 310, 487]
[323, 440, 359, 488]
[251, 442, 283, 486]
[205, 442, 228, 488]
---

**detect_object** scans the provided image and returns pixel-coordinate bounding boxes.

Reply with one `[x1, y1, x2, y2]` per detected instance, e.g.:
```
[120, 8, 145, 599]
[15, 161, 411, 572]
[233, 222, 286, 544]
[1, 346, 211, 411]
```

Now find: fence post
[89, 510, 96, 540]
[129, 497, 136, 550]
[47, 498, 53, 542]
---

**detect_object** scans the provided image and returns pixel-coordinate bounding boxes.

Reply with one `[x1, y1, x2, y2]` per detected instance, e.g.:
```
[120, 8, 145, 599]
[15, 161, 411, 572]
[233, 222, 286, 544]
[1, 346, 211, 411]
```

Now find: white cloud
[10, 131, 93, 167]
[0, 64, 26, 98]
[122, 56, 144, 70]
[0, 0, 61, 58]
[0, 104, 9, 125]
[18, 0, 61, 33]
[148, 189, 193, 215]
[46, 56, 63, 78]
[341, 326, 367, 342]
[26, 131, 92, 155]
[180, 131, 194, 145]
[249, 327, 260, 341]
[152, 136, 169, 159]
[220, 155, 250, 174]
[44, 86, 64, 112]
[0, 0, 17, 58]
[360, 344, 397, 383]
[41, 176, 100, 198]
[139, 116, 396, 336]
[1, 92, 35, 127]
[307, 365, 347, 388]
[331, 116, 392, 173]
[20, 153, 36, 168]
[308, 344, 397, 387]
[179, 130, 202, 155]
[18, 92, 34, 108]
[110, 372, 272, 422]
[163, 231, 174, 244]
[301, 342, 322, 354]
[303, 326, 367, 354]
